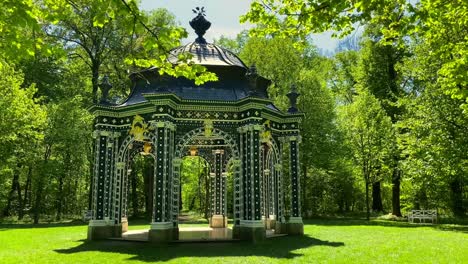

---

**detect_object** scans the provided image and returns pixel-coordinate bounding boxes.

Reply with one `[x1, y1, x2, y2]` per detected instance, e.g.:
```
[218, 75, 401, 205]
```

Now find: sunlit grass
[0, 219, 466, 263]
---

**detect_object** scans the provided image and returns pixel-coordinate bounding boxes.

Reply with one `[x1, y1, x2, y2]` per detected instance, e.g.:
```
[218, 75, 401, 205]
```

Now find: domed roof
[107, 8, 273, 108]
[168, 7, 246, 68]
[168, 42, 246, 68]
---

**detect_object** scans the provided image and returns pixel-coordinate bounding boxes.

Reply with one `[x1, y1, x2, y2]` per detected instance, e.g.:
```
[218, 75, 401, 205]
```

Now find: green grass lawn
[0, 219, 467, 264]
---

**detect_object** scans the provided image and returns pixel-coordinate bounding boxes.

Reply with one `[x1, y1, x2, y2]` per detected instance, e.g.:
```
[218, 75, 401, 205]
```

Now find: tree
[397, 38, 468, 216]
[339, 89, 393, 220]
[214, 30, 249, 55]
[1, 0, 217, 98]
[0, 61, 46, 218]
[242, 0, 468, 111]
[356, 32, 407, 215]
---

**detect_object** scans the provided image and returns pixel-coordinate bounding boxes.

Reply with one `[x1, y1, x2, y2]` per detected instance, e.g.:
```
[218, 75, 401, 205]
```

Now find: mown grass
[0, 219, 466, 263]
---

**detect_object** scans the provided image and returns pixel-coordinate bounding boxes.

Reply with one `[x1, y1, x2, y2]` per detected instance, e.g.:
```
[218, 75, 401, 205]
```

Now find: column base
[121, 217, 128, 233]
[148, 222, 178, 243]
[210, 215, 226, 228]
[275, 221, 287, 234]
[286, 217, 304, 235]
[238, 221, 266, 242]
[265, 219, 276, 230]
[274, 218, 304, 235]
[87, 220, 122, 240]
[232, 224, 240, 239]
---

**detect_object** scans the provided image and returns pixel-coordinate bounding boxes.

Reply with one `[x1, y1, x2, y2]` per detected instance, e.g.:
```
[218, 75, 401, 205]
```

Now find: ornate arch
[173, 127, 242, 224]
[174, 127, 240, 159]
[112, 131, 158, 224]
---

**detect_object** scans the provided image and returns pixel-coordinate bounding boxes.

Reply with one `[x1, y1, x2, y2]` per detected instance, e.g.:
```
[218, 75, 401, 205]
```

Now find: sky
[140, 0, 339, 53]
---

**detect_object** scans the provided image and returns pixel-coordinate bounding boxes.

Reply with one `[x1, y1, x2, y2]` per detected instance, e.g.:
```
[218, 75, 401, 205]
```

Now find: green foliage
[412, 0, 468, 111]
[398, 87, 468, 216]
[181, 157, 209, 215]
[214, 30, 250, 55]
[0, 61, 46, 165]
[338, 89, 393, 218]
[242, 0, 468, 110]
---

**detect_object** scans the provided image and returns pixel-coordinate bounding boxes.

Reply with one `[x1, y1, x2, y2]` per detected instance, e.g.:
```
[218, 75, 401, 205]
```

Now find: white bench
[408, 210, 437, 224]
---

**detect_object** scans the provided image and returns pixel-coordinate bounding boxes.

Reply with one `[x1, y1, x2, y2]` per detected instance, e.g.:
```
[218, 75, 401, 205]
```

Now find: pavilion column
[232, 159, 242, 226]
[287, 134, 304, 235]
[88, 130, 121, 240]
[149, 121, 178, 242]
[273, 163, 284, 234]
[210, 149, 227, 228]
[235, 124, 265, 241]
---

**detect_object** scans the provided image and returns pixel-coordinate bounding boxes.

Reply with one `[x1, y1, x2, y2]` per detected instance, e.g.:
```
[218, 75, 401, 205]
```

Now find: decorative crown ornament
[99, 75, 112, 103]
[287, 84, 300, 113]
[190, 7, 211, 44]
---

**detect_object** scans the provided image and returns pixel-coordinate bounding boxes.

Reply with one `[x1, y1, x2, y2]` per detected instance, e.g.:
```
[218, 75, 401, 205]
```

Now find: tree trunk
[2, 166, 21, 217]
[16, 169, 23, 220]
[22, 166, 32, 219]
[56, 153, 71, 221]
[91, 62, 100, 104]
[189, 196, 196, 211]
[365, 181, 370, 220]
[450, 178, 464, 217]
[372, 181, 383, 212]
[34, 145, 51, 224]
[56, 174, 64, 221]
[392, 168, 402, 216]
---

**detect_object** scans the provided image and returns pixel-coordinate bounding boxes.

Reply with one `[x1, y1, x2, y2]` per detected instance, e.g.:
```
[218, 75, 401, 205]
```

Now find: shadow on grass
[304, 219, 468, 233]
[54, 235, 344, 261]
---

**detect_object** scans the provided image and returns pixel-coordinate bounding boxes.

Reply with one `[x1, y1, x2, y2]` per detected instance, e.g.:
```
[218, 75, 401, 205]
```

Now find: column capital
[94, 130, 111, 137]
[253, 124, 263, 131]
[116, 162, 125, 170]
[151, 121, 176, 131]
[238, 123, 262, 133]
[231, 159, 241, 167]
[172, 158, 182, 166]
[212, 149, 225, 155]
[274, 163, 282, 171]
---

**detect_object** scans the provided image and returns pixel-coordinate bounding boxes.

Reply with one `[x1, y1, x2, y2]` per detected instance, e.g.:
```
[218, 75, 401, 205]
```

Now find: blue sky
[140, 0, 339, 52]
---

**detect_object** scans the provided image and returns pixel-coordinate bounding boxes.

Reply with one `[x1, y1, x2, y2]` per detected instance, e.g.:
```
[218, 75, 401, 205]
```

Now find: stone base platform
[106, 227, 286, 243]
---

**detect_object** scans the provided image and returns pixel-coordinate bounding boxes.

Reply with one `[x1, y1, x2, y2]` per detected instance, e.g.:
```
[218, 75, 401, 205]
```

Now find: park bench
[408, 210, 437, 224]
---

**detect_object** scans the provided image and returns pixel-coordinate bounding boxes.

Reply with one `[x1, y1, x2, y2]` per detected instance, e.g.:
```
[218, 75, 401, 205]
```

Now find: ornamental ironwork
[87, 8, 304, 242]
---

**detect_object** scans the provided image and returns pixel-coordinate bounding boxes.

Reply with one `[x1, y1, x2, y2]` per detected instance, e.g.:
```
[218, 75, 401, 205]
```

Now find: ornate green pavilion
[87, 11, 304, 242]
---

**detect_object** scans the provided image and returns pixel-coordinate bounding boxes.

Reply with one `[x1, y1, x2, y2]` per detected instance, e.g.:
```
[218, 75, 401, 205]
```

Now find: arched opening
[110, 132, 158, 240]
[126, 153, 154, 224]
[174, 128, 240, 241]
[179, 155, 211, 222]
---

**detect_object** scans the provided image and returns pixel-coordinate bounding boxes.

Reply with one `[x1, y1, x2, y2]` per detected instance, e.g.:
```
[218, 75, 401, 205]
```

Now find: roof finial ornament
[246, 64, 259, 96]
[287, 84, 300, 113]
[190, 7, 211, 44]
[99, 75, 112, 103]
